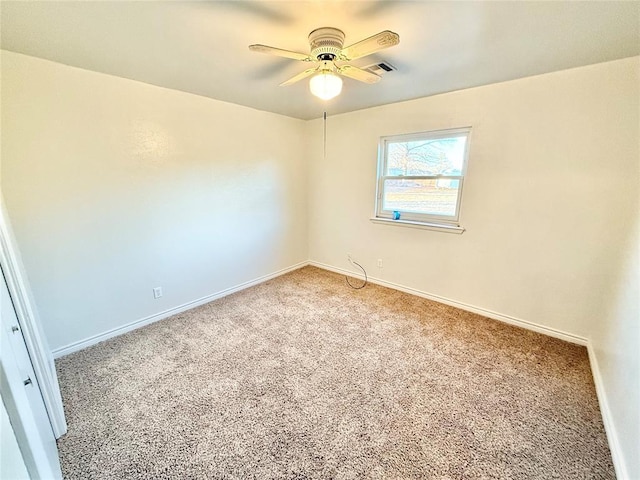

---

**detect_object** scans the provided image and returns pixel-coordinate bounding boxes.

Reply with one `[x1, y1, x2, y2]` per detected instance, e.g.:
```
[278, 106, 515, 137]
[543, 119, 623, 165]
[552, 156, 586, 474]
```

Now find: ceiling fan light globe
[309, 72, 343, 100]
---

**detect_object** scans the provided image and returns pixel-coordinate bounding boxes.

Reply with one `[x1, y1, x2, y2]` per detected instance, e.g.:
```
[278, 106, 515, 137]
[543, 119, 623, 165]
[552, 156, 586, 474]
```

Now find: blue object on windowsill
[392, 211, 401, 220]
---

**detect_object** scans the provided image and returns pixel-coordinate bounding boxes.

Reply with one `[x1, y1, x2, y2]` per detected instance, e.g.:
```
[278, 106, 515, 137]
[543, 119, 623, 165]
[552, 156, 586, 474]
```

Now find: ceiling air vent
[363, 61, 397, 76]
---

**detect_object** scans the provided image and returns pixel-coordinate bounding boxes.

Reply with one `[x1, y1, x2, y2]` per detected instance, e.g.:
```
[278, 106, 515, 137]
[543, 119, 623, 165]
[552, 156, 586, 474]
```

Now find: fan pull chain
[323, 111, 327, 162]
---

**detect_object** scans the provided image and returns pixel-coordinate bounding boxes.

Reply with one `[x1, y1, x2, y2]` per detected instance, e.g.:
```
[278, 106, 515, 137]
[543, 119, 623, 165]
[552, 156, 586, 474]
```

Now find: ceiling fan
[249, 27, 400, 100]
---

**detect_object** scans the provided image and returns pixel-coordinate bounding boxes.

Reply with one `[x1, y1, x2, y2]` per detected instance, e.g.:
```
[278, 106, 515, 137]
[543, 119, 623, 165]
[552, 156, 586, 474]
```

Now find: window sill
[370, 217, 465, 234]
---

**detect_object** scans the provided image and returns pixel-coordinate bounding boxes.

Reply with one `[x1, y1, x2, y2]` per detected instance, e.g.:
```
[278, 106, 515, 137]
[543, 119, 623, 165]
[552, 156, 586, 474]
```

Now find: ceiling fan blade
[249, 44, 312, 62]
[340, 30, 400, 61]
[339, 65, 381, 84]
[279, 67, 318, 86]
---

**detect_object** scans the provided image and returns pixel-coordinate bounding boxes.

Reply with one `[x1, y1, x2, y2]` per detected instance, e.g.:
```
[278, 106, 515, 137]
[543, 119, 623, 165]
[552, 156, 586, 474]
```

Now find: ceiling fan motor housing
[309, 27, 345, 61]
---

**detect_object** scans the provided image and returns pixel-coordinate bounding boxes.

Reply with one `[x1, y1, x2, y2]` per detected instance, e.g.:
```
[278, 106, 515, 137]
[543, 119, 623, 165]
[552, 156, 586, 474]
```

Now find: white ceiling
[1, 1, 638, 120]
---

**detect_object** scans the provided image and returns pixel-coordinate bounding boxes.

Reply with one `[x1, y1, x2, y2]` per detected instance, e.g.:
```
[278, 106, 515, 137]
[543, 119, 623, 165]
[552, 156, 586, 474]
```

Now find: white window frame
[374, 127, 471, 232]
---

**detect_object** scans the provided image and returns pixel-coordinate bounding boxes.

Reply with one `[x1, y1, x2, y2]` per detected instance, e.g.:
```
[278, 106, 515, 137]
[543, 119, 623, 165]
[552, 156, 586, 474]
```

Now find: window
[374, 127, 471, 232]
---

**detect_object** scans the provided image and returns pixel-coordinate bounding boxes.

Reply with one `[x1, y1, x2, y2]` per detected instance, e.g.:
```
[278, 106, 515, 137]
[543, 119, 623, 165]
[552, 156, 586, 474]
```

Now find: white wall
[307, 56, 639, 477]
[307, 57, 638, 339]
[591, 216, 639, 478]
[1, 51, 308, 352]
[2, 50, 638, 477]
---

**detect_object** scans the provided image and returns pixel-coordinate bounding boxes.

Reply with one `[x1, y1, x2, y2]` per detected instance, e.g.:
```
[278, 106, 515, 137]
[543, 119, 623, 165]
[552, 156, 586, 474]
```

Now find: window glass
[376, 128, 470, 226]
[386, 136, 466, 176]
[382, 178, 460, 217]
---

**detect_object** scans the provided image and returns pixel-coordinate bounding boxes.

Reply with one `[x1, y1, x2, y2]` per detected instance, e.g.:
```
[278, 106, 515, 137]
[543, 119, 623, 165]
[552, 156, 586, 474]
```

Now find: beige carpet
[56, 266, 614, 479]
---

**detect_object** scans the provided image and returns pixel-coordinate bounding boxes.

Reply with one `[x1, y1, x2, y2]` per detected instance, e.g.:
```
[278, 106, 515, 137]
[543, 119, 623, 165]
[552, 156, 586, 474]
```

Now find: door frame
[1, 307, 63, 479]
[0, 199, 67, 438]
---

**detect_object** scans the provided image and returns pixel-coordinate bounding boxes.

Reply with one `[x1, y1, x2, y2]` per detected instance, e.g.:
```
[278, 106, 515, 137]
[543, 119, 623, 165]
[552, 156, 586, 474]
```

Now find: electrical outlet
[153, 287, 162, 299]
[377, 259, 383, 268]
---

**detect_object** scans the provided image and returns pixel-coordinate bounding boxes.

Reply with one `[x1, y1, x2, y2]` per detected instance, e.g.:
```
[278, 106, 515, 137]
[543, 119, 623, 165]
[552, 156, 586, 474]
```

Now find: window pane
[386, 136, 467, 176]
[383, 178, 460, 217]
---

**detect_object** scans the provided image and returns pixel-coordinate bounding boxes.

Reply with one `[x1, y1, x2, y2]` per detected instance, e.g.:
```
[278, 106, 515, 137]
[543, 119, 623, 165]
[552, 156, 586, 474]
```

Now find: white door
[1, 400, 30, 479]
[1, 268, 62, 479]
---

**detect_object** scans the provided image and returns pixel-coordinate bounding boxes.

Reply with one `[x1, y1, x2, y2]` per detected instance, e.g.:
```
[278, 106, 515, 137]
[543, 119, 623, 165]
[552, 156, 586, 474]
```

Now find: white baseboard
[587, 343, 628, 480]
[308, 260, 588, 346]
[310, 260, 632, 477]
[52, 259, 627, 477]
[52, 261, 309, 358]
[54, 259, 587, 357]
